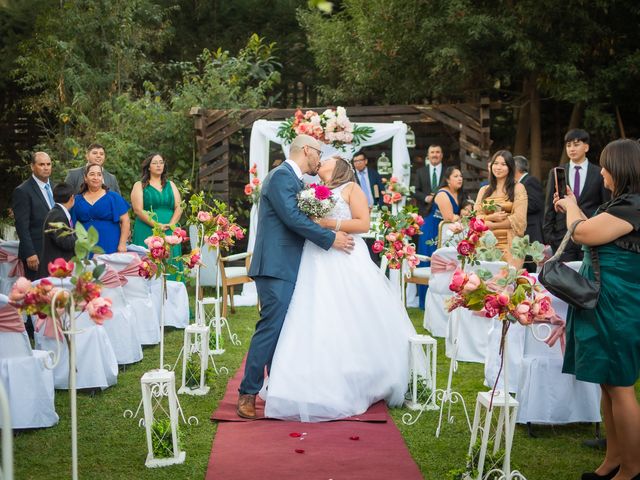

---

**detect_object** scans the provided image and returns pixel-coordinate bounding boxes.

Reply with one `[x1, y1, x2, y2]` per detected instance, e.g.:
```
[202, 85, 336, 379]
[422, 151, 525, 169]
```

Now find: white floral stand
[404, 334, 438, 411]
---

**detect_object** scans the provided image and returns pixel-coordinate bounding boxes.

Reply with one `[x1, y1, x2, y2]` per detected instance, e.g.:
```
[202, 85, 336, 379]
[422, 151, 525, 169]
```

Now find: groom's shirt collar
[285, 159, 303, 180]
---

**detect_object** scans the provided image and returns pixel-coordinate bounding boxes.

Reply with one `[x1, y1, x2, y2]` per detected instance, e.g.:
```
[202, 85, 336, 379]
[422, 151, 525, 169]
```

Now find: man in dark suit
[514, 156, 544, 273]
[353, 152, 385, 208]
[543, 129, 609, 261]
[12, 151, 54, 281]
[38, 183, 77, 278]
[412, 144, 444, 217]
[65, 143, 120, 194]
[237, 134, 354, 419]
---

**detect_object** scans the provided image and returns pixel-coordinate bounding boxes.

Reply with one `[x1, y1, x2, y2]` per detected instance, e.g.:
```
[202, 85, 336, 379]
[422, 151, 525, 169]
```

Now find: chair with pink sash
[0, 296, 58, 428]
[32, 279, 118, 390]
[515, 267, 601, 425]
[0, 240, 22, 297]
[93, 265, 143, 365]
[423, 247, 459, 337]
[96, 252, 160, 345]
[445, 260, 506, 363]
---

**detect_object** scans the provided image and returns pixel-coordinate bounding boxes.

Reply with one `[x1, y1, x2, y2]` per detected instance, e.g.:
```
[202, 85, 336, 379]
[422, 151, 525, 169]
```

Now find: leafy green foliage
[151, 418, 183, 458]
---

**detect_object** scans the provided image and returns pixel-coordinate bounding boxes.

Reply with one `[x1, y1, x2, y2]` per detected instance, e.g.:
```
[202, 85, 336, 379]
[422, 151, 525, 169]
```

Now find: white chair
[484, 319, 526, 394]
[96, 253, 160, 345]
[423, 247, 458, 337]
[32, 278, 118, 390]
[0, 240, 21, 296]
[0, 302, 58, 429]
[149, 278, 190, 329]
[515, 276, 601, 425]
[96, 266, 144, 365]
[445, 261, 507, 363]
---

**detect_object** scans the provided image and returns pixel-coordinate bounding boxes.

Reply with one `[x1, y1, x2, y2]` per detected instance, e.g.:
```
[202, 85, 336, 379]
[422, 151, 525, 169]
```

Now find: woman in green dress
[554, 139, 640, 480]
[131, 153, 183, 269]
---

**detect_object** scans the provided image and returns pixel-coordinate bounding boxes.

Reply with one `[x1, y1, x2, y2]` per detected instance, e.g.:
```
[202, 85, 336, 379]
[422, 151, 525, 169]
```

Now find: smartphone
[554, 167, 567, 198]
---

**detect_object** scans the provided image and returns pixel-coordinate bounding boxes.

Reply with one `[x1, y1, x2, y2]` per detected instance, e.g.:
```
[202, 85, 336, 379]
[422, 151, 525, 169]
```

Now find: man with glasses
[237, 134, 355, 419]
[353, 152, 384, 209]
[65, 143, 120, 194]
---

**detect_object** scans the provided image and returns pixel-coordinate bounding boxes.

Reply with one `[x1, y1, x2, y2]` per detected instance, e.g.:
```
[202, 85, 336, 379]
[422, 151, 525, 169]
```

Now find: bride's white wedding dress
[264, 183, 421, 422]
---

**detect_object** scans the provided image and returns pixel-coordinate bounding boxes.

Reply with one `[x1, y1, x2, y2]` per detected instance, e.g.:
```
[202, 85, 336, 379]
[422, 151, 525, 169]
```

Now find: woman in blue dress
[73, 164, 130, 254]
[417, 166, 464, 309]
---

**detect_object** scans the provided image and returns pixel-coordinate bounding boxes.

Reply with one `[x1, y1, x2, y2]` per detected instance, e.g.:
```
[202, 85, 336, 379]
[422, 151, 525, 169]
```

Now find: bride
[263, 155, 422, 422]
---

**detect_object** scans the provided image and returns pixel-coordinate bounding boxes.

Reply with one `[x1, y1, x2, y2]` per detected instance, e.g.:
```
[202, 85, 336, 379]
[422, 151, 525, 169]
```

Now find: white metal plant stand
[177, 323, 210, 396]
[464, 333, 527, 480]
[404, 334, 438, 411]
[403, 308, 471, 437]
[124, 275, 198, 464]
[0, 379, 13, 480]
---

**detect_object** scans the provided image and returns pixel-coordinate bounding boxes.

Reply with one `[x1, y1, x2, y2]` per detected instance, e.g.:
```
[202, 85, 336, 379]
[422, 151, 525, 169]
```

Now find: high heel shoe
[581, 466, 619, 480]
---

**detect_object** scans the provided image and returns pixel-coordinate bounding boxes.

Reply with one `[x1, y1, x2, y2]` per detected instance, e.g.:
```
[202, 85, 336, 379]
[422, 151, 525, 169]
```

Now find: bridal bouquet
[277, 107, 374, 150]
[244, 163, 261, 205]
[9, 223, 113, 324]
[372, 206, 424, 270]
[298, 183, 336, 218]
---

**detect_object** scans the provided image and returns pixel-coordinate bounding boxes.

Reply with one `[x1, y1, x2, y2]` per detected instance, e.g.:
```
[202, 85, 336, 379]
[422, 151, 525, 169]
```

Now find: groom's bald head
[290, 134, 322, 154]
[289, 134, 323, 175]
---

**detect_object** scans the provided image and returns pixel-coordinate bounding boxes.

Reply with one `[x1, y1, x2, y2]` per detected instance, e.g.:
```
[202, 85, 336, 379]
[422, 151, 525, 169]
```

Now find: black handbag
[538, 220, 601, 310]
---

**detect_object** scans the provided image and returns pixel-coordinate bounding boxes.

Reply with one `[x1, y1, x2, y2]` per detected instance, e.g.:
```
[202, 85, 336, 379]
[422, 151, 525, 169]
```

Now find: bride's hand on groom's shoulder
[332, 231, 355, 253]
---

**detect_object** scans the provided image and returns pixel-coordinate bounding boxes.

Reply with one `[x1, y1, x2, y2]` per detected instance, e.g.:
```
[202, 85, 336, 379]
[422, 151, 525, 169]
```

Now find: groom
[237, 134, 355, 419]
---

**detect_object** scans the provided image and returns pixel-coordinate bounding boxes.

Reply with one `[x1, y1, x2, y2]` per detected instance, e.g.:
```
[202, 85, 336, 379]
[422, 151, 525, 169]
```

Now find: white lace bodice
[326, 183, 353, 221]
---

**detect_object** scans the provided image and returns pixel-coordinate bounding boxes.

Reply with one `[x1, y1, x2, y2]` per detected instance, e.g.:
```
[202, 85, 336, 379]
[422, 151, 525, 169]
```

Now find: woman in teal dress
[554, 139, 640, 480]
[417, 166, 464, 309]
[131, 153, 183, 275]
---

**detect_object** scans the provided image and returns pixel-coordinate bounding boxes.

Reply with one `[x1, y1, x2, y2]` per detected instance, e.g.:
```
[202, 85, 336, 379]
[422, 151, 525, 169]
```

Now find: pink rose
[469, 217, 489, 233]
[515, 300, 533, 325]
[386, 232, 398, 242]
[405, 244, 416, 255]
[216, 215, 229, 227]
[249, 164, 258, 175]
[449, 269, 468, 293]
[9, 277, 33, 303]
[383, 194, 392, 204]
[186, 250, 201, 269]
[86, 297, 113, 324]
[406, 226, 416, 236]
[252, 177, 260, 186]
[151, 246, 169, 259]
[207, 233, 220, 246]
[235, 229, 245, 240]
[468, 232, 480, 245]
[390, 176, 398, 184]
[138, 258, 157, 279]
[462, 273, 482, 293]
[197, 211, 212, 222]
[144, 235, 164, 249]
[534, 293, 555, 318]
[48, 258, 74, 278]
[393, 240, 404, 251]
[496, 291, 510, 307]
[313, 184, 332, 201]
[412, 214, 425, 226]
[483, 295, 501, 318]
[165, 235, 182, 245]
[173, 227, 188, 240]
[391, 192, 402, 202]
[457, 240, 475, 256]
[372, 240, 384, 254]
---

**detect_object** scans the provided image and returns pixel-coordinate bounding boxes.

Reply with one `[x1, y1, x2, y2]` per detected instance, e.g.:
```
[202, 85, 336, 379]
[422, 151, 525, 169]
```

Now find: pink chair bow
[100, 266, 128, 287]
[430, 254, 459, 274]
[34, 314, 64, 339]
[0, 304, 25, 333]
[116, 255, 142, 277]
[0, 247, 25, 277]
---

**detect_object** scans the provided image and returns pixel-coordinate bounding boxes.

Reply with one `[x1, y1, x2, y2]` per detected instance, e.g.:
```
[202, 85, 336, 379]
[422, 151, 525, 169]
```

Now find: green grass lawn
[8, 306, 640, 479]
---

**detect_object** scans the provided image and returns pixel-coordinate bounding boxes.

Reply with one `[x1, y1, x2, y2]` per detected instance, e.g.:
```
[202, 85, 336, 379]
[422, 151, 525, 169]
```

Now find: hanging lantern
[405, 126, 416, 149]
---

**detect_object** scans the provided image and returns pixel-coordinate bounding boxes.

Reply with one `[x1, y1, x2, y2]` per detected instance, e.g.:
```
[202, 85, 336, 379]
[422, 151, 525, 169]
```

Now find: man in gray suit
[65, 143, 120, 194]
[236, 134, 354, 419]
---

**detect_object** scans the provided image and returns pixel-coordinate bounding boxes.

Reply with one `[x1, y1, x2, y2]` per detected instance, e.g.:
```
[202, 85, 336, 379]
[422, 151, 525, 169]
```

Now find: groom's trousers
[239, 276, 295, 394]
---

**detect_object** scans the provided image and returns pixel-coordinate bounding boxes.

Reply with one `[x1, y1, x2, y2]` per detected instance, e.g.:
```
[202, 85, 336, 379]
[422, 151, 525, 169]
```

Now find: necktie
[44, 183, 54, 208]
[431, 167, 438, 192]
[360, 171, 373, 206]
[573, 166, 582, 198]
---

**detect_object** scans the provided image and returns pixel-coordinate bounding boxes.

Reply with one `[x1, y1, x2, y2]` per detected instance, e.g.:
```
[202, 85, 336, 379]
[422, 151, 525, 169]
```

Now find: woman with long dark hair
[473, 150, 528, 266]
[555, 139, 640, 480]
[131, 153, 183, 269]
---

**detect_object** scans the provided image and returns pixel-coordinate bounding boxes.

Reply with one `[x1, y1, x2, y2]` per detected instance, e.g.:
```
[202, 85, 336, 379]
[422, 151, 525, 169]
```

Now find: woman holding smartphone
[473, 150, 528, 267]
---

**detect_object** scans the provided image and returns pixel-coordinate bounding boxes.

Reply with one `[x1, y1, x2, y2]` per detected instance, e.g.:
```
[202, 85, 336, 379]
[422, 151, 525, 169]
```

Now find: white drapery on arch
[234, 119, 411, 306]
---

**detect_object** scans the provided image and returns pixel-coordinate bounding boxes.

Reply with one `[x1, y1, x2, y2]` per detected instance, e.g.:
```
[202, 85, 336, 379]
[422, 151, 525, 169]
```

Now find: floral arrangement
[446, 266, 555, 326]
[454, 216, 490, 267]
[382, 176, 414, 205]
[9, 223, 113, 325]
[244, 163, 261, 205]
[138, 221, 193, 280]
[186, 191, 245, 251]
[298, 183, 336, 218]
[277, 107, 374, 150]
[371, 206, 424, 270]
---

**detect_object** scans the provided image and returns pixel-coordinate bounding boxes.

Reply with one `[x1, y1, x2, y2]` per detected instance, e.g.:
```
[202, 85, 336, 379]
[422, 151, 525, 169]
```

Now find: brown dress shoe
[237, 394, 257, 419]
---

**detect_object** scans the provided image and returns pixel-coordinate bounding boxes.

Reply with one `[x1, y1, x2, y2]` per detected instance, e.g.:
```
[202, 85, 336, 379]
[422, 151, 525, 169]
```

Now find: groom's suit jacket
[248, 162, 335, 282]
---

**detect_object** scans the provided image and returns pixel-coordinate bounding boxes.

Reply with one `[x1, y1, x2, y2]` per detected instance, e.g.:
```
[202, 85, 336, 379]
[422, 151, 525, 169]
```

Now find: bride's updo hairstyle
[326, 155, 356, 188]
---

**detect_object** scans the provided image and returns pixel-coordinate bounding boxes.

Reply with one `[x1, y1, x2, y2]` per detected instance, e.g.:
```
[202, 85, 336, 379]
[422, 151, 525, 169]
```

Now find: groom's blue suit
[239, 162, 335, 394]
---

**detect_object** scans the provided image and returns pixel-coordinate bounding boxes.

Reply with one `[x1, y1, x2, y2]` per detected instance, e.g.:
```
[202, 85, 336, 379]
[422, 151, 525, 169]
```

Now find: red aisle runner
[206, 361, 424, 480]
